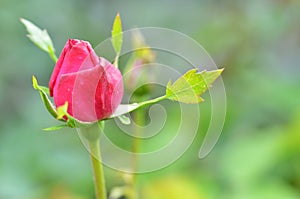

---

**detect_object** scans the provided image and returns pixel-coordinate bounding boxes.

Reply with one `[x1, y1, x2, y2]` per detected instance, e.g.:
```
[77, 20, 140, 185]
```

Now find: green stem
[130, 108, 145, 199]
[109, 95, 168, 119]
[88, 139, 107, 199]
[138, 95, 167, 109]
[50, 53, 58, 63]
[48, 47, 58, 63]
[80, 123, 107, 199]
[113, 52, 120, 68]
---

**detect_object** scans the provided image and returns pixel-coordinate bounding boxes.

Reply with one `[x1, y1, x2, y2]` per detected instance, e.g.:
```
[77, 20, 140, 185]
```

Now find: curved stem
[109, 95, 168, 119]
[138, 95, 167, 108]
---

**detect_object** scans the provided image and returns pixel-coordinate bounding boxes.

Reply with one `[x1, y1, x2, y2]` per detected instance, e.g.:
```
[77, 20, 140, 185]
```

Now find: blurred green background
[1, 0, 300, 199]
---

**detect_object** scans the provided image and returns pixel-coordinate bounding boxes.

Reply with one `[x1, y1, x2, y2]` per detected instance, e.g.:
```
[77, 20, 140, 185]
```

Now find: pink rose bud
[49, 39, 123, 122]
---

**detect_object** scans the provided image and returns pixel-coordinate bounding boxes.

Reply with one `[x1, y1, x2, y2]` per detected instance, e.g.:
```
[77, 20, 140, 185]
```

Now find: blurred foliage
[0, 0, 300, 199]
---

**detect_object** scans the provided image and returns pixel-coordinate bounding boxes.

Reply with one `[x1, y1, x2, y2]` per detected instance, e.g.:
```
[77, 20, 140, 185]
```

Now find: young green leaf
[108, 69, 222, 118]
[111, 13, 123, 55]
[32, 75, 58, 119]
[20, 18, 57, 62]
[166, 68, 223, 103]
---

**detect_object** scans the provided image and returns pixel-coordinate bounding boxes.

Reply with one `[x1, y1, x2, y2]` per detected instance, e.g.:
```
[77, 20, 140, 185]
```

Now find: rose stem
[131, 108, 145, 199]
[88, 139, 107, 199]
[81, 123, 107, 199]
[48, 47, 58, 63]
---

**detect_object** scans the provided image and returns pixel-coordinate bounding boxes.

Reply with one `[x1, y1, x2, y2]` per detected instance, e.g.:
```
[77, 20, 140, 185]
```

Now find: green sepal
[117, 115, 131, 125]
[56, 102, 76, 128]
[56, 102, 100, 128]
[43, 124, 69, 131]
[32, 78, 103, 129]
[20, 18, 58, 62]
[110, 186, 134, 199]
[166, 68, 224, 103]
[56, 102, 69, 120]
[32, 75, 59, 120]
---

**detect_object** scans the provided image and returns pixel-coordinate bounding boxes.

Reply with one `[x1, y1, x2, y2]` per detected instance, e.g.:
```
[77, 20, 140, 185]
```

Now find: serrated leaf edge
[165, 68, 223, 103]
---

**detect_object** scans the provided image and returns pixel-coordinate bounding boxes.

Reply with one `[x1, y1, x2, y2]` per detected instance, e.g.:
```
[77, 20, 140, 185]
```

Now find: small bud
[49, 39, 124, 122]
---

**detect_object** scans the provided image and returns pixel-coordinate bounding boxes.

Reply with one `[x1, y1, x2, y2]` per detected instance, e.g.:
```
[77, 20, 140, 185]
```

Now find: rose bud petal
[49, 39, 123, 122]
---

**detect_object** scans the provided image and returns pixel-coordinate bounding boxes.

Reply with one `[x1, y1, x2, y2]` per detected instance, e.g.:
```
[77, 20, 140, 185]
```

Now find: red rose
[49, 39, 123, 122]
